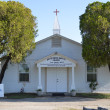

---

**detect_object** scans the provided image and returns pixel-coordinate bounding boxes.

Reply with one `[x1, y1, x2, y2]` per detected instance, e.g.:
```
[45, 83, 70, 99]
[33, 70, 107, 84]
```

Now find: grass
[4, 93, 110, 99]
[76, 93, 110, 99]
[5, 93, 37, 99]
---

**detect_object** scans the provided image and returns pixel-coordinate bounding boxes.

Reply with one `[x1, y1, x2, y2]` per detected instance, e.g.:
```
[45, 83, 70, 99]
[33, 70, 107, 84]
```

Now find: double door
[47, 67, 67, 92]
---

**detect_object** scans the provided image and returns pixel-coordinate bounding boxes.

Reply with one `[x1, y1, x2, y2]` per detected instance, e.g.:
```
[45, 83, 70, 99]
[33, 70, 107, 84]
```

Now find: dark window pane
[87, 74, 96, 82]
[19, 73, 29, 82]
[87, 65, 93, 72]
[19, 64, 29, 73]
[94, 68, 97, 72]
[25, 74, 29, 81]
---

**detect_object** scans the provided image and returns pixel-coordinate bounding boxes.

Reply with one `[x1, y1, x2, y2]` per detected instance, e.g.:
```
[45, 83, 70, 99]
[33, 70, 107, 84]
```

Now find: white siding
[1, 35, 110, 93]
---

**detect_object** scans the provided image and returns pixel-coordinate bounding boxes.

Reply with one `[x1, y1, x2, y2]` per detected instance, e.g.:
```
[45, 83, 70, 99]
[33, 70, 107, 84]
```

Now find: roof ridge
[36, 34, 81, 46]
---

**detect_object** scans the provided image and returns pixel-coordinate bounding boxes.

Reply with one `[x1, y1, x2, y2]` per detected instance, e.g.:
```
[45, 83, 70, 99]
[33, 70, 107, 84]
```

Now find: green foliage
[80, 2, 110, 68]
[76, 93, 110, 99]
[70, 89, 76, 92]
[37, 89, 42, 91]
[5, 93, 37, 99]
[0, 1, 37, 63]
[89, 81, 98, 92]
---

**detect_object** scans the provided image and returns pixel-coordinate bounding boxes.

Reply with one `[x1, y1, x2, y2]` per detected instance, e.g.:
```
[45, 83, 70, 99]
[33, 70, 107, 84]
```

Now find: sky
[2, 0, 109, 43]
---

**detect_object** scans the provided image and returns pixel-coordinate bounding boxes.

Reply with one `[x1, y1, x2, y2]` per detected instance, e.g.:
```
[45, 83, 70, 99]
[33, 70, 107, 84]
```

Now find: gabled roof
[35, 52, 77, 64]
[36, 34, 81, 46]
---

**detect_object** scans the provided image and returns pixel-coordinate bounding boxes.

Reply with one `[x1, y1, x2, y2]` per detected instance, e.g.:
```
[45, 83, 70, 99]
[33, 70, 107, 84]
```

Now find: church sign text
[39, 56, 73, 67]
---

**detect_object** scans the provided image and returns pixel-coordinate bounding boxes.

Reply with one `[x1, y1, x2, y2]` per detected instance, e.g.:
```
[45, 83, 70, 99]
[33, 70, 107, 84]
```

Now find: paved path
[0, 97, 110, 110]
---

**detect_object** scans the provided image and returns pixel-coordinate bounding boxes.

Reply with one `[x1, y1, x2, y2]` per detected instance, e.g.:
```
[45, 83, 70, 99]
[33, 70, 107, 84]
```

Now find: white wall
[2, 35, 110, 93]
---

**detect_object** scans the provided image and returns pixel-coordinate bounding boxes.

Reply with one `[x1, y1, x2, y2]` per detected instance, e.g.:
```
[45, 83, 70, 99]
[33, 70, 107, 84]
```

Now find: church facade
[1, 13, 110, 94]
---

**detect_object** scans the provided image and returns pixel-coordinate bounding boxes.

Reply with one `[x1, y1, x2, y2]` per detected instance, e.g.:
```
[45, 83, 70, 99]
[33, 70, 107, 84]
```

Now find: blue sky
[3, 0, 109, 43]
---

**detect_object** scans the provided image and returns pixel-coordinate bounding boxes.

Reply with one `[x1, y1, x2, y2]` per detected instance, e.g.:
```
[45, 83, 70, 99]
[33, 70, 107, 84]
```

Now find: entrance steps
[43, 92, 71, 96]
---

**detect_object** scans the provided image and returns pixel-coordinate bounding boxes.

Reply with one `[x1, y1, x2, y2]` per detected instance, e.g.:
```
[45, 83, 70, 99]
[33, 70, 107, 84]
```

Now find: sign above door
[35, 53, 77, 67]
[41, 56, 72, 67]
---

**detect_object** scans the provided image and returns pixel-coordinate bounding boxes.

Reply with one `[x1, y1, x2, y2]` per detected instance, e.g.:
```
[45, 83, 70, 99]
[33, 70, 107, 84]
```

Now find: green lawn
[4, 93, 110, 99]
[5, 93, 37, 99]
[76, 93, 110, 99]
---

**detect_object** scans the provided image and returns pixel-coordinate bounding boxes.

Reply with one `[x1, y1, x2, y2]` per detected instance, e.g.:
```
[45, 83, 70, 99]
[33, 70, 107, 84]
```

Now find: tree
[0, 1, 37, 83]
[80, 1, 110, 70]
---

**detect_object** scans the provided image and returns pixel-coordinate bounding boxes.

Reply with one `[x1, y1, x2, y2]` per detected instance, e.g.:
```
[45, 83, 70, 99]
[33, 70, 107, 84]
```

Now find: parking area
[0, 97, 110, 110]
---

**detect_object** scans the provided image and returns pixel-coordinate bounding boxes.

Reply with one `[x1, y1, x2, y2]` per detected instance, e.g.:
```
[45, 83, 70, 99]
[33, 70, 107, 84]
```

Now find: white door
[47, 67, 67, 92]
[47, 68, 57, 92]
[56, 68, 67, 92]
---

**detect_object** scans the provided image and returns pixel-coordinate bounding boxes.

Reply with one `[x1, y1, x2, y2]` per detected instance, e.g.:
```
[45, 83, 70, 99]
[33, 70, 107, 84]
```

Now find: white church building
[1, 12, 110, 94]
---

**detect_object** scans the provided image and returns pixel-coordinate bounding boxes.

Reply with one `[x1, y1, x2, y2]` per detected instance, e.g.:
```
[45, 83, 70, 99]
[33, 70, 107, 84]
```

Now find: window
[19, 64, 29, 82]
[52, 37, 61, 47]
[87, 65, 97, 82]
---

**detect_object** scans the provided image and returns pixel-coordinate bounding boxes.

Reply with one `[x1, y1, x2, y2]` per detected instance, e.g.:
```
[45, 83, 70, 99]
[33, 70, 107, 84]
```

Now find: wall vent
[52, 37, 61, 47]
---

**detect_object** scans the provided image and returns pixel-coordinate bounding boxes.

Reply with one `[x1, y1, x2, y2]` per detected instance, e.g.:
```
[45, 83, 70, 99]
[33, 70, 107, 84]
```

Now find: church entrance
[47, 67, 67, 92]
[35, 53, 77, 93]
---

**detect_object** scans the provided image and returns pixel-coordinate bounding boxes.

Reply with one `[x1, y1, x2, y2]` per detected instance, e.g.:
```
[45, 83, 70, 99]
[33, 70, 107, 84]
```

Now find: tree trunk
[0, 55, 10, 84]
[108, 64, 110, 72]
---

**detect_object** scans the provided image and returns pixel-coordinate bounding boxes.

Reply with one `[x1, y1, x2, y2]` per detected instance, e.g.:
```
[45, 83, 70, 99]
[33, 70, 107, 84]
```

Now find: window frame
[86, 64, 97, 82]
[18, 63, 30, 82]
